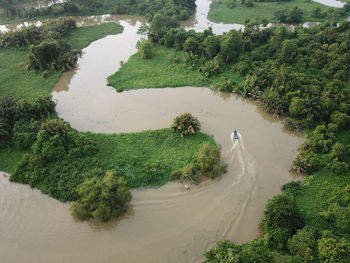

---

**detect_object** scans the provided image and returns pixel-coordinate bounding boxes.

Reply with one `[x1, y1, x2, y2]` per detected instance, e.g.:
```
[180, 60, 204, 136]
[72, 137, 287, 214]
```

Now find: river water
[0, 0, 306, 262]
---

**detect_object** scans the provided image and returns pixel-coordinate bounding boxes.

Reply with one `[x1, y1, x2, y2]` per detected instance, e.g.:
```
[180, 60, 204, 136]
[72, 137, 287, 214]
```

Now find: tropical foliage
[70, 170, 131, 222]
[171, 112, 200, 137]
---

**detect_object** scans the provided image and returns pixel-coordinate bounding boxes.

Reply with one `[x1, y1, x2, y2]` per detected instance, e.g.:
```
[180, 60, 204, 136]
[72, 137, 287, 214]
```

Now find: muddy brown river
[0, 0, 305, 262]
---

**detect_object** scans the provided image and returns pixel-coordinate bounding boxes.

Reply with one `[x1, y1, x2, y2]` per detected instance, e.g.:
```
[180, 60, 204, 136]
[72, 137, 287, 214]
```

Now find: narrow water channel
[0, 1, 307, 262]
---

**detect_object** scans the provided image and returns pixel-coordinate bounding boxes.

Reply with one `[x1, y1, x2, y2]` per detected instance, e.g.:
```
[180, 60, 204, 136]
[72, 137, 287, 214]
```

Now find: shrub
[197, 142, 226, 178]
[287, 227, 319, 262]
[282, 180, 302, 194]
[226, 0, 237, 8]
[70, 170, 131, 222]
[330, 111, 350, 132]
[32, 119, 96, 162]
[171, 142, 226, 183]
[12, 119, 41, 150]
[26, 40, 80, 72]
[204, 239, 273, 263]
[261, 194, 304, 245]
[309, 125, 334, 153]
[318, 236, 350, 263]
[320, 204, 350, 232]
[137, 39, 153, 59]
[283, 117, 303, 131]
[171, 113, 200, 137]
[330, 143, 348, 161]
[329, 158, 349, 175]
[266, 227, 293, 249]
[198, 60, 221, 77]
[292, 150, 322, 174]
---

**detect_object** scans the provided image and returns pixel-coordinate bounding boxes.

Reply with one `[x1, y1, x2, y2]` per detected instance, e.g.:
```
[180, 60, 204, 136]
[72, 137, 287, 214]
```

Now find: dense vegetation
[108, 16, 350, 259]
[208, 0, 350, 24]
[0, 0, 196, 24]
[112, 0, 196, 21]
[0, 17, 222, 222]
[70, 170, 132, 222]
[3, 108, 216, 203]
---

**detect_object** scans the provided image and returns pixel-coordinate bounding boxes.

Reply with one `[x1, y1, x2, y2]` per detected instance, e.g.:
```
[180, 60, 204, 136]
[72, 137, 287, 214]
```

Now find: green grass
[294, 129, 350, 240]
[89, 129, 216, 187]
[0, 147, 29, 174]
[0, 48, 61, 100]
[0, 0, 121, 24]
[107, 44, 243, 91]
[0, 23, 124, 100]
[64, 23, 124, 50]
[208, 0, 350, 24]
[295, 169, 350, 239]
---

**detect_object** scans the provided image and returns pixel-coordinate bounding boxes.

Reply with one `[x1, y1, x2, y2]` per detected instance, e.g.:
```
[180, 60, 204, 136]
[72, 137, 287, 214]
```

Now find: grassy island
[0, 18, 220, 221]
[107, 44, 243, 92]
[208, 0, 350, 24]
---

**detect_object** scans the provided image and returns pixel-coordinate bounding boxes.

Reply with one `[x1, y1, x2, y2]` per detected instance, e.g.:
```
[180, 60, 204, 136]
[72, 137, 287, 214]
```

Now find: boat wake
[216, 132, 258, 240]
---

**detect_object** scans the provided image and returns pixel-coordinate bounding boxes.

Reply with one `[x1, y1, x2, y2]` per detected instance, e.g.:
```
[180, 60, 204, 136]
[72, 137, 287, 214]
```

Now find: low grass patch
[0, 147, 29, 174]
[0, 22, 124, 100]
[107, 44, 243, 92]
[0, 48, 61, 100]
[208, 0, 349, 24]
[89, 129, 216, 187]
[64, 22, 123, 50]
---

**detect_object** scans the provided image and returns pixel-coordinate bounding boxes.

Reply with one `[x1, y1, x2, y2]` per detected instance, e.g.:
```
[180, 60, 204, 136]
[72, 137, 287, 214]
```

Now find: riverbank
[107, 44, 243, 92]
[0, 22, 123, 100]
[208, 0, 349, 24]
[0, 20, 218, 198]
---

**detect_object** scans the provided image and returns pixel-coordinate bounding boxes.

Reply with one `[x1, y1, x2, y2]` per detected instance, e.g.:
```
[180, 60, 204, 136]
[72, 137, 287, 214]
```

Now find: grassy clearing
[64, 23, 123, 50]
[0, 48, 61, 100]
[0, 23, 123, 100]
[89, 129, 216, 187]
[208, 0, 349, 24]
[107, 44, 243, 91]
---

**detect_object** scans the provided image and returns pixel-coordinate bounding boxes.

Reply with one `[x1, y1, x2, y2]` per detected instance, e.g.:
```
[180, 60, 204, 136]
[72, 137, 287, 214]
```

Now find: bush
[26, 40, 80, 72]
[320, 204, 350, 232]
[309, 125, 334, 153]
[204, 239, 273, 263]
[282, 181, 302, 194]
[137, 40, 153, 59]
[292, 150, 322, 174]
[261, 194, 304, 246]
[171, 113, 200, 137]
[287, 227, 319, 262]
[198, 60, 221, 77]
[283, 117, 303, 131]
[329, 158, 349, 175]
[171, 142, 226, 183]
[70, 170, 131, 222]
[330, 143, 348, 161]
[318, 236, 350, 263]
[12, 119, 41, 150]
[197, 142, 226, 178]
[330, 111, 350, 132]
[266, 227, 293, 249]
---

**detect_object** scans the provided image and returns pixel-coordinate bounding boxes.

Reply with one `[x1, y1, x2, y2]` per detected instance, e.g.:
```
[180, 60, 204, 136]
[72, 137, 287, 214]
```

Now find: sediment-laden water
[0, 1, 306, 262]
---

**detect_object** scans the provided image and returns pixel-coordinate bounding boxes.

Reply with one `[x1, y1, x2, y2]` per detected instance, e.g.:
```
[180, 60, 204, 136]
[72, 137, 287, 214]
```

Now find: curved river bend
[0, 0, 304, 262]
